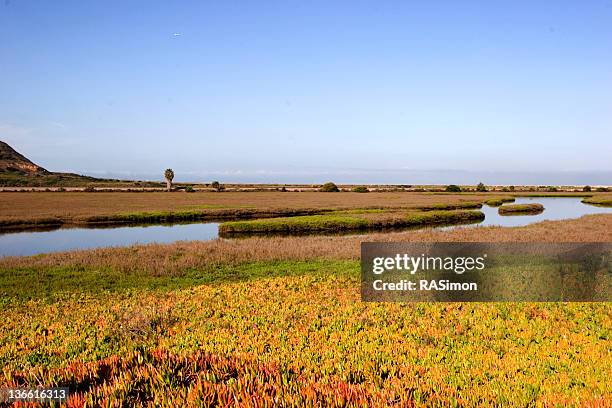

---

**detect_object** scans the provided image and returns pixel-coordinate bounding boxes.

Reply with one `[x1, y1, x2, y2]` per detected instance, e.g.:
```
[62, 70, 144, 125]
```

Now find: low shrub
[211, 181, 225, 191]
[320, 182, 340, 192]
[445, 185, 462, 192]
[352, 186, 369, 193]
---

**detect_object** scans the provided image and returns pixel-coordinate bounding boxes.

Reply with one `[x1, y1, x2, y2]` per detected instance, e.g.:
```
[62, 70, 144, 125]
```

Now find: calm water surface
[0, 223, 219, 257]
[1, 197, 610, 257]
[477, 197, 612, 227]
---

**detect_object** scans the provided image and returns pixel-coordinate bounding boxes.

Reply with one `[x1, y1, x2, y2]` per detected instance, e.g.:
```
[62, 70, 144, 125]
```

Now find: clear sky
[1, 0, 611, 184]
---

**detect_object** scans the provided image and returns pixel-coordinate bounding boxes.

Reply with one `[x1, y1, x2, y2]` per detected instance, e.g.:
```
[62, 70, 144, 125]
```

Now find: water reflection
[0, 223, 219, 257]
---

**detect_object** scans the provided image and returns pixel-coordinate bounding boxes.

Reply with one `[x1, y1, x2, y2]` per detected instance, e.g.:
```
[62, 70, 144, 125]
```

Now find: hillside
[0, 141, 49, 174]
[0, 141, 160, 187]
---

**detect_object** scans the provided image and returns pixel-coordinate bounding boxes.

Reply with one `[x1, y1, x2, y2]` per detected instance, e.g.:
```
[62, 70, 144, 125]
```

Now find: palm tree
[164, 168, 174, 191]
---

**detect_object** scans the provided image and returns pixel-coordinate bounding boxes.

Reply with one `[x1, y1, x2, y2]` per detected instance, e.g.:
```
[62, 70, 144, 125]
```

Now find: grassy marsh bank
[498, 203, 545, 215]
[84, 208, 332, 225]
[218, 210, 484, 234]
[582, 195, 612, 207]
[484, 197, 515, 207]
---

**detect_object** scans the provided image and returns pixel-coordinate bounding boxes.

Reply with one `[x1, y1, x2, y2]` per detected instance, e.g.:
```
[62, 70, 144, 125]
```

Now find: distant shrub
[58, 187, 66, 192]
[596, 187, 608, 192]
[547, 186, 558, 192]
[501, 187, 509, 192]
[476, 182, 487, 192]
[320, 182, 340, 192]
[280, 186, 287, 192]
[211, 181, 224, 192]
[352, 186, 369, 193]
[509, 186, 515, 191]
[445, 185, 462, 193]
[84, 186, 95, 192]
[583, 185, 591, 192]
[185, 186, 195, 193]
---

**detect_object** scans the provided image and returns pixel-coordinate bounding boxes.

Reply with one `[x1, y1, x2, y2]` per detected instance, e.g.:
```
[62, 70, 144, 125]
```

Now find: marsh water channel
[1, 197, 611, 257]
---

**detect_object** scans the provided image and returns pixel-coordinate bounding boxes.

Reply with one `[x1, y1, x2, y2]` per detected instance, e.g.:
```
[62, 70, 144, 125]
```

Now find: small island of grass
[219, 209, 484, 234]
[484, 197, 515, 207]
[581, 196, 612, 207]
[498, 203, 544, 215]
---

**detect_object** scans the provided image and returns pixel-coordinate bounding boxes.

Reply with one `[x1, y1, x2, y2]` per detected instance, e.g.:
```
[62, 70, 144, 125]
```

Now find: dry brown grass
[0, 191, 496, 221]
[0, 191, 502, 229]
[2, 191, 607, 229]
[2, 214, 610, 275]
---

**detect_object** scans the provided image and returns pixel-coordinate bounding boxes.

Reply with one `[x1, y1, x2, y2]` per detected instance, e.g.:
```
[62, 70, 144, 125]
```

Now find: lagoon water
[0, 222, 219, 257]
[477, 197, 612, 227]
[1, 197, 611, 257]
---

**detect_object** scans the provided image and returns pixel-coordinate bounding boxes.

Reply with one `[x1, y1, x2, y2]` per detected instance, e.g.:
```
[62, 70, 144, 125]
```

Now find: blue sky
[1, 0, 611, 184]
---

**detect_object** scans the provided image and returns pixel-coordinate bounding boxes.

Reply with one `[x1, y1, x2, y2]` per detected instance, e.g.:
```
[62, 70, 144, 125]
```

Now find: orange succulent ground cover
[1, 214, 611, 406]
